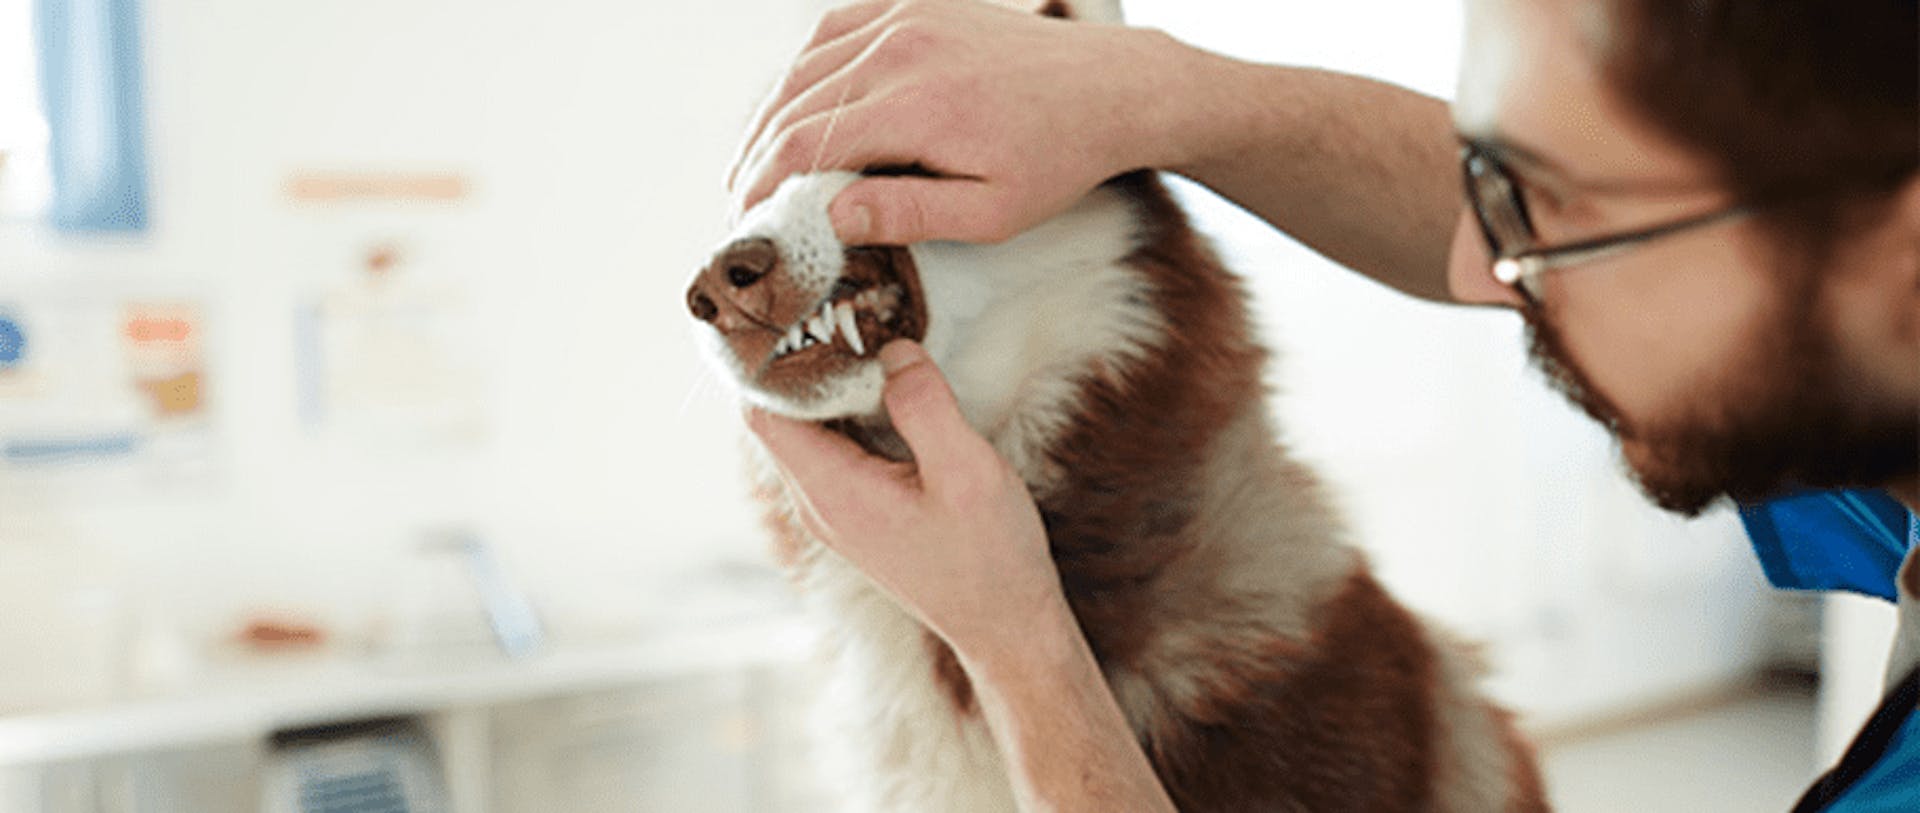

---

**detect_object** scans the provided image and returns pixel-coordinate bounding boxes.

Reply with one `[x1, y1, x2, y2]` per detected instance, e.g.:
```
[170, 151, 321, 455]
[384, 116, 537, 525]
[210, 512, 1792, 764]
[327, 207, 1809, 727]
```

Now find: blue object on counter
[450, 532, 546, 659]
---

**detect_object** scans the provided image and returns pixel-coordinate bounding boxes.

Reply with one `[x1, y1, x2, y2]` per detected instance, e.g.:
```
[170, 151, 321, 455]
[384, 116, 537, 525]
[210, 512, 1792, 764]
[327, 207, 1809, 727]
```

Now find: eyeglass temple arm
[1498, 204, 1753, 283]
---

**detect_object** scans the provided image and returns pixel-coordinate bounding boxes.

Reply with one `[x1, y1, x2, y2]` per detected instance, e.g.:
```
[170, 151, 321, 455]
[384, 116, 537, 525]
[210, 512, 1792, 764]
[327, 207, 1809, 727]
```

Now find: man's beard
[1521, 288, 1919, 517]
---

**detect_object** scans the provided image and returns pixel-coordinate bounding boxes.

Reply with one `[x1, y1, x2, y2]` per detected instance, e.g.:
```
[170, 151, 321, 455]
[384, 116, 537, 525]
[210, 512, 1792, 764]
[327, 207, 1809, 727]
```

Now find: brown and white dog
[686, 7, 1548, 811]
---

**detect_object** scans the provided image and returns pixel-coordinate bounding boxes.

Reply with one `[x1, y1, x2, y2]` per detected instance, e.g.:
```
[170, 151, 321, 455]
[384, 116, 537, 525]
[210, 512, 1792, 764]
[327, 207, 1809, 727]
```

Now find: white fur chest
[798, 550, 1020, 813]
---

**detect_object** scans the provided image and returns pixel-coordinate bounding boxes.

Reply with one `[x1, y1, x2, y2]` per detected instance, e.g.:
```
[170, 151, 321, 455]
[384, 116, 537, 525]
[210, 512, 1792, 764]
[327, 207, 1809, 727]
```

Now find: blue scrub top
[1738, 489, 1920, 812]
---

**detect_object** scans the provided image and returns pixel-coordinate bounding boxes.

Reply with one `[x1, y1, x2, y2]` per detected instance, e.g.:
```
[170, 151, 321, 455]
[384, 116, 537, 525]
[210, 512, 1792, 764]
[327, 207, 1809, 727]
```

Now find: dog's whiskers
[679, 364, 724, 419]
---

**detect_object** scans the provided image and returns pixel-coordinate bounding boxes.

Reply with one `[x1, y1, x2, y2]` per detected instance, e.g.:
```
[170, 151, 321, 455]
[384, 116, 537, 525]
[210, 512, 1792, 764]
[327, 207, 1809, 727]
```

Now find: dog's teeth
[785, 324, 805, 350]
[836, 302, 864, 356]
[807, 313, 831, 343]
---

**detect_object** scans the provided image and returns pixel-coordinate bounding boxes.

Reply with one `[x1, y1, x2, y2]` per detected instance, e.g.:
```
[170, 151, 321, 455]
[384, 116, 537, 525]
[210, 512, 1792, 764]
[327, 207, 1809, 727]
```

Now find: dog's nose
[687, 286, 720, 323]
[687, 236, 783, 326]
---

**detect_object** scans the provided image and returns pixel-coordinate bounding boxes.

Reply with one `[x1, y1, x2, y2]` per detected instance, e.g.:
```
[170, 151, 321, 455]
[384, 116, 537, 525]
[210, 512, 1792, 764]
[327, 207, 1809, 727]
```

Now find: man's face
[1448, 0, 1918, 514]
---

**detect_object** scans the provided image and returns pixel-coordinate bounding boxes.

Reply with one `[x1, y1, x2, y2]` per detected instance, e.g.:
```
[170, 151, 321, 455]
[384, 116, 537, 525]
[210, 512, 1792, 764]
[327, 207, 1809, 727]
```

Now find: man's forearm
[959, 598, 1177, 813]
[1142, 36, 1464, 302]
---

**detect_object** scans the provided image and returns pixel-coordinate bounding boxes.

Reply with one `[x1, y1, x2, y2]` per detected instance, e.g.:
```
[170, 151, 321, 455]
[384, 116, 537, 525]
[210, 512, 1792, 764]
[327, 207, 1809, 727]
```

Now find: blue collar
[1740, 489, 1916, 602]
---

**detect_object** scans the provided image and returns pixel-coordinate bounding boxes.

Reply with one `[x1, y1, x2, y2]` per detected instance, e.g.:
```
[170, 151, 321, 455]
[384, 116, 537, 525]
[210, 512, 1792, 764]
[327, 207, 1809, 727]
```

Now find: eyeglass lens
[1464, 148, 1537, 258]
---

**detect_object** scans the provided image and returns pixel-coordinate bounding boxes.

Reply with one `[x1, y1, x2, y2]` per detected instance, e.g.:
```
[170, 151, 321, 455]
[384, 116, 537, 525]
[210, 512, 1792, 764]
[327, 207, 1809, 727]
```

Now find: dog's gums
[768, 280, 907, 362]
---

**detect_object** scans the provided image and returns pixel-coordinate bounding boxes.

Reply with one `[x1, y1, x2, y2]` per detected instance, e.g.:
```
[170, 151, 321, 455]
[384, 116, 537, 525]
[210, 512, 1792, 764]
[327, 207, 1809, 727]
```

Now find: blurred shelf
[0, 615, 814, 766]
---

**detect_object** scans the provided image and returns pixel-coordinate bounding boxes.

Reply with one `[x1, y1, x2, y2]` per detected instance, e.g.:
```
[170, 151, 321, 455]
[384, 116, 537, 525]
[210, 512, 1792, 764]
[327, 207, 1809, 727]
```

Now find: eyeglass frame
[1459, 136, 1753, 305]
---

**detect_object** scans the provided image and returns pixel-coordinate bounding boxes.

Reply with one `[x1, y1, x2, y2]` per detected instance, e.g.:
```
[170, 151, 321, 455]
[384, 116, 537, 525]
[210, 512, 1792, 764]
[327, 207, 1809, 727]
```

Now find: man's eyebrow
[1460, 131, 1721, 196]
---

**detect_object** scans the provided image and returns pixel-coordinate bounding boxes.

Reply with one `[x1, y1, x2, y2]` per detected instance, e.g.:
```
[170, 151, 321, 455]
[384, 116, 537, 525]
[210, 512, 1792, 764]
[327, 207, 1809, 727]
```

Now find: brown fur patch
[1494, 706, 1551, 813]
[1037, 172, 1270, 670]
[1148, 570, 1441, 811]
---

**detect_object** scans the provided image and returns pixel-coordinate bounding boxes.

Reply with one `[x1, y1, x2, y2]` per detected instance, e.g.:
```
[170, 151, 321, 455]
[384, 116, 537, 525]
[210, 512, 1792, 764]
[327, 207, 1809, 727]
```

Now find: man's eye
[1519, 179, 1566, 214]
[1521, 180, 1597, 227]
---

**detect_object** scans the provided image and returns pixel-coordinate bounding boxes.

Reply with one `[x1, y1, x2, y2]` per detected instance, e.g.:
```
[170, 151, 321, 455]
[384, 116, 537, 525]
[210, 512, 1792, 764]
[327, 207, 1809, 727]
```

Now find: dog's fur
[686, 7, 1548, 810]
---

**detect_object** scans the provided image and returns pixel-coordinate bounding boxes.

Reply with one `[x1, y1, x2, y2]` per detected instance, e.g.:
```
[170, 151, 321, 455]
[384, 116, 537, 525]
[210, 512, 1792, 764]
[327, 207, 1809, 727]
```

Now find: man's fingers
[733, 63, 871, 206]
[735, 101, 915, 216]
[726, 6, 896, 192]
[805, 0, 897, 52]
[876, 340, 1000, 492]
[745, 406, 904, 522]
[829, 175, 1015, 245]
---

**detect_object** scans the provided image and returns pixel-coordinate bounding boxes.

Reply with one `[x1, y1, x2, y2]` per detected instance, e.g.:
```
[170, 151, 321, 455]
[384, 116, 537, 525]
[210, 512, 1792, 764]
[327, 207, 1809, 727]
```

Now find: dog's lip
[737, 309, 782, 334]
[765, 337, 840, 368]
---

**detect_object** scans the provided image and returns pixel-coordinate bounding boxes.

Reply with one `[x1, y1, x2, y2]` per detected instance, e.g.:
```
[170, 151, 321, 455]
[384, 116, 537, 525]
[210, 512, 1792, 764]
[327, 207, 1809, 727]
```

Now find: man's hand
[726, 0, 1199, 246]
[745, 339, 1066, 657]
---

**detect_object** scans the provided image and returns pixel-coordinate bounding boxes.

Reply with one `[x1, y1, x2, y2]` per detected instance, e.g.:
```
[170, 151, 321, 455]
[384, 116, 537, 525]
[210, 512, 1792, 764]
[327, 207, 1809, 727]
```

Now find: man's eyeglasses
[1460, 137, 1751, 305]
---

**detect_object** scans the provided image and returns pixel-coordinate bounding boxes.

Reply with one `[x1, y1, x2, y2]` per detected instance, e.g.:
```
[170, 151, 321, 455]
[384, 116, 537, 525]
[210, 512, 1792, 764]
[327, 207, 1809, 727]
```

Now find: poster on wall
[283, 171, 492, 459]
[0, 293, 220, 494]
[295, 241, 490, 455]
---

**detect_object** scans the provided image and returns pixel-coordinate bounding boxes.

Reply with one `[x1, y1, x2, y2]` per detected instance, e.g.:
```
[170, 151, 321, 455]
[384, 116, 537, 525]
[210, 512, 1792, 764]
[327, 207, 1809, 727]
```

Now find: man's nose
[687, 237, 781, 325]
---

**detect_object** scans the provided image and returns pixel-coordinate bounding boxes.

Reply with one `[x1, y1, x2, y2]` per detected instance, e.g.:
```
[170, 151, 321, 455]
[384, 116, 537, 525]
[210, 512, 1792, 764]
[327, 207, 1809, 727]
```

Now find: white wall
[0, 0, 841, 678]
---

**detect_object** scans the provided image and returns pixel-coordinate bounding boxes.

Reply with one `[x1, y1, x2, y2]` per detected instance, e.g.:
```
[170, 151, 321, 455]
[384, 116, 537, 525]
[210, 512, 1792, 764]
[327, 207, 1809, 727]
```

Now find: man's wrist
[1127, 30, 1271, 178]
[1091, 26, 1222, 175]
[954, 589, 1089, 686]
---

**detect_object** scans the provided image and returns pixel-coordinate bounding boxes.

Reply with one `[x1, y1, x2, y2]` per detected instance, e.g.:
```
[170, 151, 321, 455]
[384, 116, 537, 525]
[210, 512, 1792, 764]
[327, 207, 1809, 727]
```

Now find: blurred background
[0, 0, 1896, 810]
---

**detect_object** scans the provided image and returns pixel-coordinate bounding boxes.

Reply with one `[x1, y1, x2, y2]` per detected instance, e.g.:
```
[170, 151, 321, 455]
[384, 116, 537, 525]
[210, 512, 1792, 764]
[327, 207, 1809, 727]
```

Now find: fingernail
[834, 203, 872, 243]
[879, 340, 922, 374]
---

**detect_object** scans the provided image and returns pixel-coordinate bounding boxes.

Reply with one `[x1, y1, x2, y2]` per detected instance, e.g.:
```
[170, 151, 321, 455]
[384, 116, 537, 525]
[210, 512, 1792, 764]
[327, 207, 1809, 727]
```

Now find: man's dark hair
[1603, 0, 1917, 251]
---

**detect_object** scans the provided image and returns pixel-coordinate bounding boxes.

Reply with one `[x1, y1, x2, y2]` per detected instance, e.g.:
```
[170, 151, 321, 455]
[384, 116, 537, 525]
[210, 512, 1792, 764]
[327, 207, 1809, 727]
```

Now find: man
[727, 0, 1919, 809]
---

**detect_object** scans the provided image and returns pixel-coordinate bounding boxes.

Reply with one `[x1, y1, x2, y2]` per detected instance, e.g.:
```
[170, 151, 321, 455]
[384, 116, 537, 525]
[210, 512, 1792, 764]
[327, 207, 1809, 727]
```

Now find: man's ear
[1887, 173, 1920, 336]
[1879, 170, 1920, 361]
[1822, 171, 1920, 395]
[1900, 173, 1920, 296]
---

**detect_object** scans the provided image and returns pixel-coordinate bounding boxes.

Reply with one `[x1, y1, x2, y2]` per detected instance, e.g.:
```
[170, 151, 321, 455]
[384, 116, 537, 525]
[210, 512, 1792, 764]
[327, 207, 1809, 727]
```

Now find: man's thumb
[878, 340, 993, 483]
[831, 177, 1013, 245]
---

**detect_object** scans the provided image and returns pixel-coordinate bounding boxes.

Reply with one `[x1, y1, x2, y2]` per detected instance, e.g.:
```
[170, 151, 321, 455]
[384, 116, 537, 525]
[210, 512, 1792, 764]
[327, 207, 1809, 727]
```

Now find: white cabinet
[0, 622, 832, 812]
[0, 744, 261, 813]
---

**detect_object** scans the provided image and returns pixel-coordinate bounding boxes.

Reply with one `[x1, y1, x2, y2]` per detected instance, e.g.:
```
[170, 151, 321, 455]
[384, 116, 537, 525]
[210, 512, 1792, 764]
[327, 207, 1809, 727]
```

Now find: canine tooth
[836, 302, 864, 355]
[785, 324, 805, 349]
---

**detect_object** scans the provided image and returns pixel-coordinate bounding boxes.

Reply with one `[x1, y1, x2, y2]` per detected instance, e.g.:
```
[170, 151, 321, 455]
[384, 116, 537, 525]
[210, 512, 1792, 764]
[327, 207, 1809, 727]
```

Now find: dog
[685, 8, 1548, 812]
